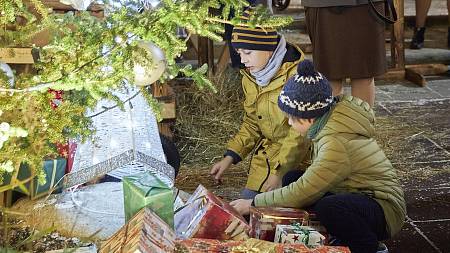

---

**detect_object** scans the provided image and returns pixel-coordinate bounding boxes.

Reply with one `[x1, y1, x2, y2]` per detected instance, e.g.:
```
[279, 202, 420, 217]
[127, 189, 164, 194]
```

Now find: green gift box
[15, 158, 66, 199]
[123, 171, 174, 228]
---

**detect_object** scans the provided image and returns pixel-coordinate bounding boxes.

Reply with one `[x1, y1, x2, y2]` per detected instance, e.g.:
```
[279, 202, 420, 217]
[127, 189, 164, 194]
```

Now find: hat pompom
[297, 60, 316, 76]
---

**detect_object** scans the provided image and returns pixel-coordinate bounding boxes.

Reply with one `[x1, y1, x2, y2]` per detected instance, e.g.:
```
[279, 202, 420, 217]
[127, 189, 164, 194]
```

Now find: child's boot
[410, 27, 426, 49]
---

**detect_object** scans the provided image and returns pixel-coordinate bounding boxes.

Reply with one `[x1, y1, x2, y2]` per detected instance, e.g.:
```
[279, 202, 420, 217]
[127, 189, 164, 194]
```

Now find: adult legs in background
[411, 0, 432, 49]
[448, 0, 450, 48]
[305, 4, 386, 107]
[329, 78, 375, 107]
[330, 79, 344, 97]
[313, 193, 389, 253]
[351, 77, 376, 107]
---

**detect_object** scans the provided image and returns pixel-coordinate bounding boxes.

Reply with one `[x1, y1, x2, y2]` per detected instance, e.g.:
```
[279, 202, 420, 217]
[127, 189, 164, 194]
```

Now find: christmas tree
[0, 0, 292, 185]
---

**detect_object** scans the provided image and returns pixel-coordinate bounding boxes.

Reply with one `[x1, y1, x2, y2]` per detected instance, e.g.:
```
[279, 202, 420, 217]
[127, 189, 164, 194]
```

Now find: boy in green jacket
[231, 60, 406, 253]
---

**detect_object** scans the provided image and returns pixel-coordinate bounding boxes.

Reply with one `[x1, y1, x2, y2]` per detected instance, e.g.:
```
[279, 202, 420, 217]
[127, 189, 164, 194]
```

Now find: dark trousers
[283, 170, 389, 253]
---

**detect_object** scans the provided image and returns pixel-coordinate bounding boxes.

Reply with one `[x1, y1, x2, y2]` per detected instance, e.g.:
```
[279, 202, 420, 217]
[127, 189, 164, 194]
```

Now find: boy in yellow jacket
[231, 60, 406, 253]
[210, 10, 310, 199]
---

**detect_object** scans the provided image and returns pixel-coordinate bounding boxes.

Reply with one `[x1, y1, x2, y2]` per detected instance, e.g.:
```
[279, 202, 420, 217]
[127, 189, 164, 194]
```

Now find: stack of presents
[0, 141, 77, 206]
[100, 170, 351, 253]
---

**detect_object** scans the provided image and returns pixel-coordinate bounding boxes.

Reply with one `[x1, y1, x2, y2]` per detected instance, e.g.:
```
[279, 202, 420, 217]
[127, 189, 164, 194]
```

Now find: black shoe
[410, 27, 426, 49]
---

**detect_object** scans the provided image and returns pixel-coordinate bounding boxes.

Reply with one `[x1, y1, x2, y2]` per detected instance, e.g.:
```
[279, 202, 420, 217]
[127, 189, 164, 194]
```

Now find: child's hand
[230, 199, 253, 216]
[262, 174, 282, 191]
[210, 156, 233, 184]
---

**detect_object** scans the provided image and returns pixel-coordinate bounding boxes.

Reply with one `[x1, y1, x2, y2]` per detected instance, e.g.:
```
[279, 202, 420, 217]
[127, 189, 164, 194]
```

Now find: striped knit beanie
[278, 60, 334, 119]
[231, 9, 278, 51]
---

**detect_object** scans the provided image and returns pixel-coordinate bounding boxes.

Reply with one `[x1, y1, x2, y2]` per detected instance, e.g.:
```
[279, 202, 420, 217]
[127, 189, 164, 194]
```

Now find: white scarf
[250, 35, 287, 87]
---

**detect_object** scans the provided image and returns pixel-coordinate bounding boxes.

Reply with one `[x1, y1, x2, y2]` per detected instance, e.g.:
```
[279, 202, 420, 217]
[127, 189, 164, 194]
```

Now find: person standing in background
[301, 0, 389, 107]
[410, 0, 450, 49]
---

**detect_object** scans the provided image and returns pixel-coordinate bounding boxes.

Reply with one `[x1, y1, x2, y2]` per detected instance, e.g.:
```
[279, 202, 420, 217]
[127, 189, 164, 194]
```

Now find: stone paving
[372, 77, 450, 253]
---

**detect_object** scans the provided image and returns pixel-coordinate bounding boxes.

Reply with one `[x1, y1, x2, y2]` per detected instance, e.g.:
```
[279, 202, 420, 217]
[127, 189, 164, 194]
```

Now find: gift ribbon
[291, 222, 311, 246]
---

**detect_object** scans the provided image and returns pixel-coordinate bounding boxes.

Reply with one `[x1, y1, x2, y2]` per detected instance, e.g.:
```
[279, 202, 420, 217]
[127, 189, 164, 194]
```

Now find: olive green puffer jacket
[254, 95, 406, 237]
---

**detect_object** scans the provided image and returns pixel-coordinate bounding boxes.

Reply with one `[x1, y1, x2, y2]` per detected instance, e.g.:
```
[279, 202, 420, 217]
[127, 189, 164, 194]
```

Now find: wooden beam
[198, 37, 215, 73]
[405, 68, 426, 86]
[161, 102, 175, 120]
[158, 123, 173, 140]
[378, 68, 405, 81]
[0, 48, 34, 64]
[391, 0, 405, 69]
[215, 44, 230, 75]
[207, 39, 215, 74]
[198, 37, 209, 69]
[188, 35, 199, 54]
[405, 64, 449, 76]
[404, 64, 449, 86]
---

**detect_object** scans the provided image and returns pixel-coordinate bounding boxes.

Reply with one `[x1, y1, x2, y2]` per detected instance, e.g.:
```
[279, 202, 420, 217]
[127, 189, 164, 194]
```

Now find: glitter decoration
[64, 84, 173, 188]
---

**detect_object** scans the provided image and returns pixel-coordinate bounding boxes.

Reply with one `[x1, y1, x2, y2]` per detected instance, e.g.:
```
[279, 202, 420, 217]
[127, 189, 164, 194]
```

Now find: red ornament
[48, 89, 64, 109]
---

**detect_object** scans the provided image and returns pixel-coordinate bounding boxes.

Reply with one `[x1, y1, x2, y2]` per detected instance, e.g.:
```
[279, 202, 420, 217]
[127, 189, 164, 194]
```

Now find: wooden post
[216, 44, 231, 75]
[207, 39, 215, 74]
[151, 82, 176, 140]
[197, 37, 215, 74]
[391, 0, 405, 69]
[198, 37, 209, 69]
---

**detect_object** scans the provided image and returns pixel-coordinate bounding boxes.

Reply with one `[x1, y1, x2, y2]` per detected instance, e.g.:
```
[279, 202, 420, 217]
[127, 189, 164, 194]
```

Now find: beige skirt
[305, 3, 387, 80]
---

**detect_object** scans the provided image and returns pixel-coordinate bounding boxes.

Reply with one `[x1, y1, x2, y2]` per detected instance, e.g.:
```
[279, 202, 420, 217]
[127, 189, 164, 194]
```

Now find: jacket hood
[315, 95, 376, 140]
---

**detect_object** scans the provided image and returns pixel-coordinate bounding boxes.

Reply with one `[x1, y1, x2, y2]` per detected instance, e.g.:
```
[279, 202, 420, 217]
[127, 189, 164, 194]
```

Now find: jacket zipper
[257, 157, 271, 192]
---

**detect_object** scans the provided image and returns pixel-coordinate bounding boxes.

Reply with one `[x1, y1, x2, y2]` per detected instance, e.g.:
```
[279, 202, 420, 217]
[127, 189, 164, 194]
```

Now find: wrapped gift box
[274, 224, 325, 247]
[230, 238, 311, 253]
[100, 207, 175, 253]
[174, 187, 191, 212]
[123, 171, 174, 227]
[174, 239, 241, 253]
[249, 207, 310, 242]
[174, 184, 250, 240]
[311, 246, 351, 253]
[305, 217, 329, 244]
[15, 158, 66, 199]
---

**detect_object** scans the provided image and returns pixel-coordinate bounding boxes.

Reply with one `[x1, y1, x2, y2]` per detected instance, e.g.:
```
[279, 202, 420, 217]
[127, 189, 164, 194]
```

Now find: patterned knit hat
[231, 10, 278, 51]
[278, 60, 334, 119]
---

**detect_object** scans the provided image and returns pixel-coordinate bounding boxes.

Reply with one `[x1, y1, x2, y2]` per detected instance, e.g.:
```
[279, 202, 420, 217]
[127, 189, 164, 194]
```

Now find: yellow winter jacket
[226, 44, 310, 192]
[254, 95, 406, 237]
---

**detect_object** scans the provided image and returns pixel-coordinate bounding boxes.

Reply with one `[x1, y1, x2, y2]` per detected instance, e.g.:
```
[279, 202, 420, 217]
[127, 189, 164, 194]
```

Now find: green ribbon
[291, 222, 311, 245]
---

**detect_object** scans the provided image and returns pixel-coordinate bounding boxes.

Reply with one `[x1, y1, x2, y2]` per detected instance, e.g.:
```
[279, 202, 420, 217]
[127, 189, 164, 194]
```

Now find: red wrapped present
[56, 140, 77, 173]
[281, 244, 313, 253]
[174, 184, 250, 240]
[100, 207, 175, 253]
[174, 238, 242, 253]
[311, 246, 351, 253]
[250, 207, 310, 242]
